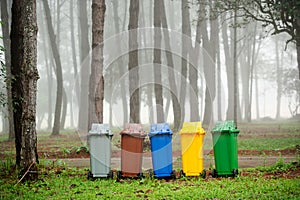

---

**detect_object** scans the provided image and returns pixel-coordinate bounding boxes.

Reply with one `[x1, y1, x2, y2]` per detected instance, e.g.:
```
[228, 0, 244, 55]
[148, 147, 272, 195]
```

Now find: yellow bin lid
[179, 122, 205, 135]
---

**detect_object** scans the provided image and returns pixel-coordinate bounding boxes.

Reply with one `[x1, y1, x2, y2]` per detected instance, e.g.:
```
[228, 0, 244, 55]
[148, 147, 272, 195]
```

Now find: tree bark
[0, 0, 14, 140]
[89, 0, 106, 126]
[128, 0, 140, 123]
[153, 0, 164, 123]
[78, 0, 90, 132]
[11, 0, 39, 180]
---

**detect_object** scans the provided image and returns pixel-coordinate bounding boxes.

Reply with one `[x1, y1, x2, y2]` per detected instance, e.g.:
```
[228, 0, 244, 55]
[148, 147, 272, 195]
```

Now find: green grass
[238, 137, 300, 151]
[0, 164, 299, 200]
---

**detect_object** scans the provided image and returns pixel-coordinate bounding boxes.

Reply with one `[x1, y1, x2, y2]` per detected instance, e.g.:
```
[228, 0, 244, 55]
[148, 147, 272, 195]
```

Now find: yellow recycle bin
[179, 122, 206, 177]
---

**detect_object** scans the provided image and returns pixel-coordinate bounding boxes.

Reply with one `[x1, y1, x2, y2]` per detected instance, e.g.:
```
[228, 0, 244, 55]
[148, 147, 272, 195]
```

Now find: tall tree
[180, 0, 191, 124]
[160, 0, 181, 130]
[0, 0, 14, 140]
[89, 0, 106, 125]
[128, 0, 140, 123]
[11, 0, 39, 180]
[153, 0, 164, 123]
[78, 0, 90, 132]
[42, 0, 63, 135]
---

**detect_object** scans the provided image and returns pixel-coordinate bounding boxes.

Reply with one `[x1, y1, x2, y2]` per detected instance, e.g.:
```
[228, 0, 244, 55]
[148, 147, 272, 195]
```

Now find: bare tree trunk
[153, 0, 164, 123]
[78, 0, 90, 132]
[160, 0, 181, 130]
[180, 0, 191, 124]
[11, 0, 39, 180]
[1, 0, 14, 140]
[275, 39, 282, 119]
[70, 0, 80, 104]
[89, 0, 106, 126]
[255, 65, 260, 119]
[128, 0, 140, 123]
[42, 0, 63, 135]
[112, 0, 128, 124]
[61, 88, 67, 129]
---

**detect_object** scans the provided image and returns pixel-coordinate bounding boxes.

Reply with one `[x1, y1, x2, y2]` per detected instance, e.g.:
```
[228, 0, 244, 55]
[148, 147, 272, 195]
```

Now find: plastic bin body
[212, 120, 239, 177]
[120, 123, 146, 178]
[149, 123, 173, 178]
[180, 122, 206, 176]
[89, 124, 113, 178]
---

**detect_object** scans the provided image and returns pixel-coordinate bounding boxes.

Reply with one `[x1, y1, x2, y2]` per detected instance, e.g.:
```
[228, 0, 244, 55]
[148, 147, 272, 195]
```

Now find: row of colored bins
[88, 120, 239, 179]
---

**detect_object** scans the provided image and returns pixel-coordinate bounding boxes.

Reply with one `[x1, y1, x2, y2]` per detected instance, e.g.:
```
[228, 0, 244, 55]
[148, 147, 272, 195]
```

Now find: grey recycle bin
[88, 123, 113, 179]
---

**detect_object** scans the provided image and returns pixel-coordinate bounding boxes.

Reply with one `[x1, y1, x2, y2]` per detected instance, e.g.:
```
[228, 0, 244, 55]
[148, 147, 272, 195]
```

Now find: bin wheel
[201, 169, 206, 179]
[149, 170, 154, 178]
[137, 173, 144, 179]
[180, 170, 185, 178]
[87, 171, 93, 180]
[117, 171, 122, 181]
[171, 170, 176, 179]
[108, 170, 114, 179]
[233, 169, 238, 177]
[212, 169, 217, 178]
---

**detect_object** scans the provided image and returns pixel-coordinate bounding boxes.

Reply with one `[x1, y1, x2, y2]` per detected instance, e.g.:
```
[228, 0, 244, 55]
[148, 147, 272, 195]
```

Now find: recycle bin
[211, 120, 240, 177]
[88, 123, 113, 179]
[179, 122, 206, 177]
[118, 123, 146, 179]
[149, 123, 175, 179]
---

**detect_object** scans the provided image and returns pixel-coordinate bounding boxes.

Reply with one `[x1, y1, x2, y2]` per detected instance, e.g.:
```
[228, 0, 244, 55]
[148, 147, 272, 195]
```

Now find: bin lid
[88, 123, 113, 135]
[179, 122, 205, 135]
[148, 123, 173, 137]
[212, 120, 239, 134]
[120, 123, 146, 137]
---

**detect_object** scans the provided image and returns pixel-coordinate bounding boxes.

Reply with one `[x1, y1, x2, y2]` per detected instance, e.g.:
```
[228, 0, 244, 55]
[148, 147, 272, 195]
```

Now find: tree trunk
[160, 0, 181, 130]
[89, 0, 106, 126]
[296, 17, 300, 79]
[78, 0, 90, 132]
[128, 0, 140, 123]
[61, 88, 67, 129]
[112, 0, 128, 124]
[153, 0, 164, 123]
[180, 0, 191, 124]
[42, 0, 64, 136]
[0, 0, 14, 140]
[275, 39, 282, 119]
[11, 0, 39, 180]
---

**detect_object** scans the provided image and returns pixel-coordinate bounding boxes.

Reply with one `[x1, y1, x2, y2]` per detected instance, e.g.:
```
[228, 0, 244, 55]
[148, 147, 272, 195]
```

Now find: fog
[0, 0, 299, 132]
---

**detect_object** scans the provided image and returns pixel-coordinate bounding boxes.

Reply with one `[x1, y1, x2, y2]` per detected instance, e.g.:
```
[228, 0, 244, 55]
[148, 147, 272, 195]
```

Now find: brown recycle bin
[117, 123, 146, 179]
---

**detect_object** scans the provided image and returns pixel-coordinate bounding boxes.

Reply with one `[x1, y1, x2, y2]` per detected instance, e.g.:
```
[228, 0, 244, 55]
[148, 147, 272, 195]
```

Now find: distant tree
[128, 0, 140, 123]
[11, 0, 39, 180]
[89, 0, 106, 125]
[42, 0, 64, 135]
[0, 0, 14, 140]
[218, 0, 300, 78]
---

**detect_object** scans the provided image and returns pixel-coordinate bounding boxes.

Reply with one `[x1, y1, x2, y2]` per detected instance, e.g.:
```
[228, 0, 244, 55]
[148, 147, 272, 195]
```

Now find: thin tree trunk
[160, 0, 181, 130]
[112, 0, 128, 124]
[0, 0, 14, 140]
[61, 88, 67, 129]
[42, 0, 63, 135]
[89, 0, 106, 126]
[78, 0, 90, 132]
[180, 0, 191, 124]
[153, 0, 164, 123]
[275, 39, 282, 119]
[128, 0, 140, 123]
[11, 0, 39, 180]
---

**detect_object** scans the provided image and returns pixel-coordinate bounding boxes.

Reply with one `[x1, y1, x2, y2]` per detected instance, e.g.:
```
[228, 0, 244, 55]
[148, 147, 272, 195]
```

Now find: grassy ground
[0, 161, 299, 199]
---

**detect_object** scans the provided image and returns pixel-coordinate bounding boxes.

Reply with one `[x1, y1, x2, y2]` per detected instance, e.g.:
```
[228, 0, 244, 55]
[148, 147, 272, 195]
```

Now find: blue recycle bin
[149, 123, 175, 178]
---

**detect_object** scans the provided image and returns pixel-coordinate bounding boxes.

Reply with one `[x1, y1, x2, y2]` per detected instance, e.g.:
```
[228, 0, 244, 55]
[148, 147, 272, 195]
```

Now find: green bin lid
[212, 120, 239, 134]
[88, 123, 113, 136]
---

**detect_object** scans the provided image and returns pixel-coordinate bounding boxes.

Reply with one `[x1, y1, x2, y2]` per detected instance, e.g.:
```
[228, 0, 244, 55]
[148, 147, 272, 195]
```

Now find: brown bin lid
[120, 123, 146, 137]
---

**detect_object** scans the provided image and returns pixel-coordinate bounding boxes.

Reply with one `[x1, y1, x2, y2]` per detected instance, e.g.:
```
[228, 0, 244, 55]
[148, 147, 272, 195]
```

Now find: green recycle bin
[211, 120, 239, 177]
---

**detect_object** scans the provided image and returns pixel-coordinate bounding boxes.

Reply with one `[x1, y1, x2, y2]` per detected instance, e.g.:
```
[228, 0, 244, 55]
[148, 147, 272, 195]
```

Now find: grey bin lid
[88, 123, 113, 136]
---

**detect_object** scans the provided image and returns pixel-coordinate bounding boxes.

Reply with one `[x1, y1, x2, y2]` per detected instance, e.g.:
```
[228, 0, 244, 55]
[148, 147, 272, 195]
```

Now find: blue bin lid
[88, 123, 113, 136]
[148, 123, 173, 137]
